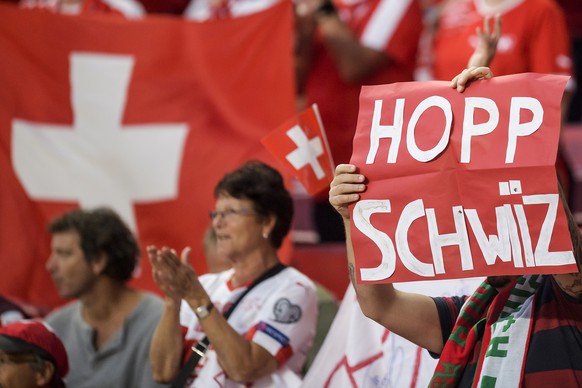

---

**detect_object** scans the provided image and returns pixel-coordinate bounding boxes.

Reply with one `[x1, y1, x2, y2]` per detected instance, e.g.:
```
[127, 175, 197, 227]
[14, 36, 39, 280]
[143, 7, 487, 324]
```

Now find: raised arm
[148, 246, 188, 382]
[467, 14, 501, 69]
[148, 247, 279, 384]
[295, 0, 391, 85]
[329, 164, 444, 353]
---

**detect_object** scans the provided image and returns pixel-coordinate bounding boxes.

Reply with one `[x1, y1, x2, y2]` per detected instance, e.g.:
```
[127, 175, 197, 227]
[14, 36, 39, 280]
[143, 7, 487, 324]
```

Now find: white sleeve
[244, 277, 318, 366]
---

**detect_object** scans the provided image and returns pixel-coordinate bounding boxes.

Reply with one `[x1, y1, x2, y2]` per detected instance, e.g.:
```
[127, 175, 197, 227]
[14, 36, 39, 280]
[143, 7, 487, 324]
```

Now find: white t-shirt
[180, 266, 318, 387]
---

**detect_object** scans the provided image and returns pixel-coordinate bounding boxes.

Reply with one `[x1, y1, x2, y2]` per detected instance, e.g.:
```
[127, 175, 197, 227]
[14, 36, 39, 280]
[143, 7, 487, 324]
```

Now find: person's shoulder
[124, 292, 166, 331]
[279, 266, 317, 292]
[44, 300, 81, 335]
[45, 300, 80, 322]
[133, 291, 166, 315]
[522, 0, 566, 16]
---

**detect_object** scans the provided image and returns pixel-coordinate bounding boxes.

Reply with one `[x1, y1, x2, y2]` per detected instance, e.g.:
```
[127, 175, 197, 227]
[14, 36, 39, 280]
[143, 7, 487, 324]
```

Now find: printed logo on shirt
[257, 321, 290, 347]
[273, 298, 302, 324]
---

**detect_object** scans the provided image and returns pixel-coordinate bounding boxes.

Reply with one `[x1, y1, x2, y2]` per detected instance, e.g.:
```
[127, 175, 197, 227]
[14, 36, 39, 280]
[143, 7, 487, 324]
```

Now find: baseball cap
[0, 320, 68, 379]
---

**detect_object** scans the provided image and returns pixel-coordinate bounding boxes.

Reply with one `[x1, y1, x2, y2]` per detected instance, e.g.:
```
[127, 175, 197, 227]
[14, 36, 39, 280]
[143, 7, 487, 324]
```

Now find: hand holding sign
[329, 164, 366, 221]
[450, 66, 494, 92]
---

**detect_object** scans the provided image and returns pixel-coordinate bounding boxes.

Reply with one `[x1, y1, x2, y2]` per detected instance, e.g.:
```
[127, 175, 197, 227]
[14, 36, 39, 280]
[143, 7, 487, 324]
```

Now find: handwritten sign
[350, 73, 577, 283]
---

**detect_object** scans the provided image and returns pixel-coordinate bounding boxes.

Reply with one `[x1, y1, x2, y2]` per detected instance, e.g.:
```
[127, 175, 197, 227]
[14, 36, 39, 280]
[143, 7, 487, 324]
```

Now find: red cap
[0, 320, 68, 378]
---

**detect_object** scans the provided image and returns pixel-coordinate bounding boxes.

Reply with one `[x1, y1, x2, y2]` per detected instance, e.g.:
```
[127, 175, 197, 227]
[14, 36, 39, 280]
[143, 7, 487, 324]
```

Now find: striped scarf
[429, 275, 543, 387]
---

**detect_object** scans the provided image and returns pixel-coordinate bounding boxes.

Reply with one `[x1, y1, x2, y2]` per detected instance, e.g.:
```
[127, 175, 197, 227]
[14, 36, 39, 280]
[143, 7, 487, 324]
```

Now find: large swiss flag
[0, 2, 295, 309]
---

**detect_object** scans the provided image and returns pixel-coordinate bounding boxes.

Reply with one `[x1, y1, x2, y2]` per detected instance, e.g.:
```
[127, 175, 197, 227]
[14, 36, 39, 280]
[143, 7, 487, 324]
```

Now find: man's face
[0, 351, 40, 388]
[46, 230, 97, 299]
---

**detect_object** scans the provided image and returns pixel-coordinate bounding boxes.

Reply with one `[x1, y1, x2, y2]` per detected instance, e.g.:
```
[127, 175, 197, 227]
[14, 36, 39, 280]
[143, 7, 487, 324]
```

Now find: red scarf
[429, 279, 498, 387]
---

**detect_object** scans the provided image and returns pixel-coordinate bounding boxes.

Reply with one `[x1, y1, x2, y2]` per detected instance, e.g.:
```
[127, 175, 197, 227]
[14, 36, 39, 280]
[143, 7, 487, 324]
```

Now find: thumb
[180, 247, 192, 266]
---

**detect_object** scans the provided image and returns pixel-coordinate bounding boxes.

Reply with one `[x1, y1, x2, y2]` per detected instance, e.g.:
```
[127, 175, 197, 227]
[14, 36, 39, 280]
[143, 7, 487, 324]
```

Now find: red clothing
[305, 0, 422, 166]
[433, 0, 573, 81]
[433, 276, 582, 387]
[19, 0, 144, 16]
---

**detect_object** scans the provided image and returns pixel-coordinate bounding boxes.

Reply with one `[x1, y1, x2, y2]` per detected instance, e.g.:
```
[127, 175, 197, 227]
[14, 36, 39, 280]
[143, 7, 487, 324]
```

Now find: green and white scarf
[430, 275, 543, 387]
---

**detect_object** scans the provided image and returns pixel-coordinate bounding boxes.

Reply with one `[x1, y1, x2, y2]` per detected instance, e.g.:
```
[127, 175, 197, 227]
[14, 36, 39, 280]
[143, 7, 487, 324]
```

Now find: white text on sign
[366, 96, 543, 165]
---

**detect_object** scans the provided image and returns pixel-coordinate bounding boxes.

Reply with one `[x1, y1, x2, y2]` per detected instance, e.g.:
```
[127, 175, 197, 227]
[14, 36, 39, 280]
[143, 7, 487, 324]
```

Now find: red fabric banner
[261, 104, 334, 196]
[349, 73, 577, 283]
[0, 2, 295, 309]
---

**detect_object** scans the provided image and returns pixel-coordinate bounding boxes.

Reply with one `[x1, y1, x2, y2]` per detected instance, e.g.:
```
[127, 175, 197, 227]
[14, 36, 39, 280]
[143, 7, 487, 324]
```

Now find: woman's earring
[263, 232, 269, 239]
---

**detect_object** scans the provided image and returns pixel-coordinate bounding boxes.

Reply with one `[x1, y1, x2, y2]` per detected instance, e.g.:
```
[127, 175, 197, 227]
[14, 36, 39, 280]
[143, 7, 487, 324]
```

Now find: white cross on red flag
[261, 104, 335, 196]
[0, 3, 295, 309]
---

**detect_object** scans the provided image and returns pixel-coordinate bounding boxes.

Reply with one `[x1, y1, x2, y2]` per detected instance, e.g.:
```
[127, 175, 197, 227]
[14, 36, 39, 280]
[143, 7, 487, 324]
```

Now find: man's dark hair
[48, 208, 139, 282]
[214, 161, 293, 249]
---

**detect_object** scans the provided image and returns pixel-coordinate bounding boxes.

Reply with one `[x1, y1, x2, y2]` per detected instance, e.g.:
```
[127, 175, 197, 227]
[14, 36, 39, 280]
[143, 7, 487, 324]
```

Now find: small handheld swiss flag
[261, 104, 335, 196]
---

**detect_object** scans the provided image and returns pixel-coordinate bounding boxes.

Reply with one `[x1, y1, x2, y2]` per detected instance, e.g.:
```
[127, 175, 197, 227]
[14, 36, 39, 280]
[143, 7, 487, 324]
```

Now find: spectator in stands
[294, 0, 423, 241]
[415, 0, 502, 81]
[431, 0, 573, 108]
[45, 207, 168, 388]
[329, 66, 582, 387]
[149, 160, 318, 387]
[0, 320, 68, 388]
[201, 221, 337, 377]
[422, 0, 576, 213]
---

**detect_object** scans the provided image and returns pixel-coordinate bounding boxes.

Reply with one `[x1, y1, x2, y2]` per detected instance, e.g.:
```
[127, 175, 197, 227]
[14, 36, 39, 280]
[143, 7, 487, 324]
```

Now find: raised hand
[329, 164, 366, 221]
[148, 245, 204, 301]
[450, 66, 494, 93]
[467, 14, 502, 69]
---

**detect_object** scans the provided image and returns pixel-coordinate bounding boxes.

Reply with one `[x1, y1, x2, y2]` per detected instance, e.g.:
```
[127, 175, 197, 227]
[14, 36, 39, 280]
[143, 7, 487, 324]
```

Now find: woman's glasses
[209, 208, 254, 221]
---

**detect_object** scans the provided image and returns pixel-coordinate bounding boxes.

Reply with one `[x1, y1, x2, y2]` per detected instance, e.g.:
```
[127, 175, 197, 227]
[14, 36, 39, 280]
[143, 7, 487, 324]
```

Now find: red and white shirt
[180, 267, 318, 387]
[305, 0, 422, 166]
[433, 0, 573, 82]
